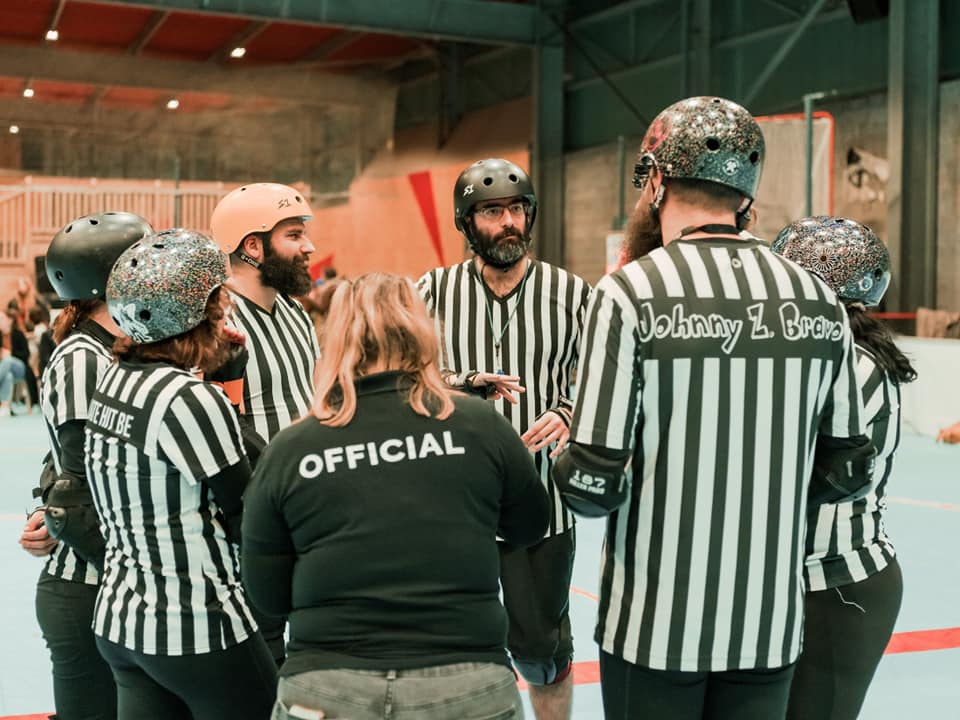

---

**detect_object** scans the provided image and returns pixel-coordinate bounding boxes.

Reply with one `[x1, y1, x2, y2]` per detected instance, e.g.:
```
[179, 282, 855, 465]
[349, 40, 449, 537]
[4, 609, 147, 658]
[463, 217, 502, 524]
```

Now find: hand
[19, 509, 57, 557]
[937, 421, 960, 444]
[521, 410, 570, 458]
[471, 372, 525, 404]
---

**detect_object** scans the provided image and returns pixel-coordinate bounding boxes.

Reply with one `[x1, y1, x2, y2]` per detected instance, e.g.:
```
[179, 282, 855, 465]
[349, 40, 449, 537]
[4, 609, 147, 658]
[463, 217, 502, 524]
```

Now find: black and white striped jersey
[418, 259, 591, 537]
[40, 320, 114, 586]
[569, 236, 866, 672]
[226, 290, 319, 444]
[85, 362, 257, 656]
[805, 345, 899, 591]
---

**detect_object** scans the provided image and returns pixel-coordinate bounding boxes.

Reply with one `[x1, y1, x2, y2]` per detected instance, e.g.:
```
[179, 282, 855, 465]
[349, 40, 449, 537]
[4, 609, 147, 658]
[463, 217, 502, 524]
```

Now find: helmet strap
[649, 183, 665, 219]
[735, 198, 754, 231]
[234, 250, 262, 270]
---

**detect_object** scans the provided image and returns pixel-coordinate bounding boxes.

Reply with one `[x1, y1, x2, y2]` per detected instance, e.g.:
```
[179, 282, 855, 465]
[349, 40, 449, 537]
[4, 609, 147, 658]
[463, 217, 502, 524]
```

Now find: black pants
[498, 530, 575, 678]
[95, 634, 277, 720]
[600, 651, 796, 720]
[787, 558, 903, 720]
[35, 572, 117, 720]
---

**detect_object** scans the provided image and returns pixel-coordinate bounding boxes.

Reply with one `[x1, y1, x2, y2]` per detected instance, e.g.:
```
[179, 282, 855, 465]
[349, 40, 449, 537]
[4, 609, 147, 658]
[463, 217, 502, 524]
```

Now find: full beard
[473, 228, 531, 269]
[260, 252, 313, 296]
[623, 202, 663, 262]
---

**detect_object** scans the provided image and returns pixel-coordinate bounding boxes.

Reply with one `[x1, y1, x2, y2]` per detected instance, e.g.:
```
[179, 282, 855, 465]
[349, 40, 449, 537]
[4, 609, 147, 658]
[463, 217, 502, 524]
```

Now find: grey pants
[274, 662, 523, 720]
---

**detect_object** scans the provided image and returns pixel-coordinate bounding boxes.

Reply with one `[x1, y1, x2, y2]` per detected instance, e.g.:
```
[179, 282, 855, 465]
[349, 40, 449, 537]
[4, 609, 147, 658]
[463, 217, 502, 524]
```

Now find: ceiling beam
[0, 44, 390, 108]
[298, 30, 363, 63]
[209, 20, 270, 62]
[128, 10, 170, 54]
[80, 0, 550, 47]
[47, 0, 67, 34]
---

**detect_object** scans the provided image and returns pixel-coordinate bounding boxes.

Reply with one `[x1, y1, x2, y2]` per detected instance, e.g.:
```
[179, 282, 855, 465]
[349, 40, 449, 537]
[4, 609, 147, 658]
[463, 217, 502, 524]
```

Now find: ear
[240, 233, 264, 260]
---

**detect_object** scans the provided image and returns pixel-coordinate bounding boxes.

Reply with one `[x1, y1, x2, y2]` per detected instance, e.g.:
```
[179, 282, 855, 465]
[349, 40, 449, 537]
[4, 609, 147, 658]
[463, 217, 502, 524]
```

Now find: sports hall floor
[1, 409, 958, 719]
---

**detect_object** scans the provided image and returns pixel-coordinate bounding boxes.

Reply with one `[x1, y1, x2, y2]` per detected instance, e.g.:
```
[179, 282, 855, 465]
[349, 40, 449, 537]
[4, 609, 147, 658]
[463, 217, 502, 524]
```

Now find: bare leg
[528, 673, 573, 720]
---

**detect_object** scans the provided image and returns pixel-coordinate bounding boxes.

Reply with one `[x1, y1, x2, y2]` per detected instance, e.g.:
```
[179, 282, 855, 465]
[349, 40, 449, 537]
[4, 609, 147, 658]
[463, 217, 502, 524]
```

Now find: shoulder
[258, 414, 320, 462]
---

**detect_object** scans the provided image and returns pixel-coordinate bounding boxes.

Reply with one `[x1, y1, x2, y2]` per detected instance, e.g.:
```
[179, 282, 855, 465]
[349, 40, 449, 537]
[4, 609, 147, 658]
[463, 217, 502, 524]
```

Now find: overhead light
[229, 47, 246, 59]
[9, 125, 20, 134]
[45, 29, 59, 42]
[166, 98, 180, 110]
[22, 87, 34, 99]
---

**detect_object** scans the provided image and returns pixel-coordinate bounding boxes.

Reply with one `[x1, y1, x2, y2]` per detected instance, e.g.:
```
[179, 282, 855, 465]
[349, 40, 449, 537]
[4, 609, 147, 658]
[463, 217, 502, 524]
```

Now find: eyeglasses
[474, 202, 528, 221]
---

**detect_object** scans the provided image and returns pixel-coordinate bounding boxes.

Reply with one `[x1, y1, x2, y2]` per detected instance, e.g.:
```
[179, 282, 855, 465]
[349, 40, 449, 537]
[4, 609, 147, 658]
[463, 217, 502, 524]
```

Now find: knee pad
[514, 656, 572, 686]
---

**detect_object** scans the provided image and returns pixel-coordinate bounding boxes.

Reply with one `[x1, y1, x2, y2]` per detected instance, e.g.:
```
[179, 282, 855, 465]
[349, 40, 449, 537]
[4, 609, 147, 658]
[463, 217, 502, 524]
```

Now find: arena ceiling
[0, 0, 550, 131]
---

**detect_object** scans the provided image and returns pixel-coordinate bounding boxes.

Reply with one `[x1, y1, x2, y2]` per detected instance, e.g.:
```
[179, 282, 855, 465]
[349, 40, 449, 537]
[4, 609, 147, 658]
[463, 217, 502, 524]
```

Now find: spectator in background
[0, 306, 27, 417]
[936, 422, 960, 444]
[6, 299, 39, 406]
[29, 303, 56, 378]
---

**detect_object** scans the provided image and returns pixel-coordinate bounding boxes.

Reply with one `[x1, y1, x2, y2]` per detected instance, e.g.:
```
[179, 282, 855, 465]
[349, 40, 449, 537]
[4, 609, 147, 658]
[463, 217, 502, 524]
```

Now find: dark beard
[260, 250, 312, 296]
[473, 227, 531, 269]
[623, 202, 663, 262]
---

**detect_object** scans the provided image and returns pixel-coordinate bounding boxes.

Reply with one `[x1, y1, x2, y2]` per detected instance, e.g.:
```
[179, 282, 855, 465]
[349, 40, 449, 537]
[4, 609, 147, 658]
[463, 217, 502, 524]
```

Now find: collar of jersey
[672, 234, 761, 247]
[355, 370, 411, 396]
[76, 317, 118, 350]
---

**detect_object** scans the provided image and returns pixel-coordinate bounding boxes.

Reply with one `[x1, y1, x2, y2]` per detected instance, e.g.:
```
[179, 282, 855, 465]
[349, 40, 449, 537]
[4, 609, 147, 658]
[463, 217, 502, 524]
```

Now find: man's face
[470, 197, 531, 268]
[623, 182, 663, 262]
[259, 218, 315, 296]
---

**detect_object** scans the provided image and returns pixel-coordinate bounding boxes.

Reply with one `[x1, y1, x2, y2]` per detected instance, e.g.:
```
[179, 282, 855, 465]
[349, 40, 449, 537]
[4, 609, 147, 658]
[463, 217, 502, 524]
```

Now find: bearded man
[417, 158, 592, 720]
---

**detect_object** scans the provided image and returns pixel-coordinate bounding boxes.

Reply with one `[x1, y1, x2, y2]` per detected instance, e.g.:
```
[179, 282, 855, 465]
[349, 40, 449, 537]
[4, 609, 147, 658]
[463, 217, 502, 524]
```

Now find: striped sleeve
[156, 383, 245, 485]
[570, 270, 642, 450]
[818, 304, 867, 438]
[45, 344, 110, 428]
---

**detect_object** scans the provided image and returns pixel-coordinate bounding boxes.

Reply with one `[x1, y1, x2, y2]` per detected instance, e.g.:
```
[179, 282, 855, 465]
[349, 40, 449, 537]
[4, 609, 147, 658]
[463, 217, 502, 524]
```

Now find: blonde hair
[312, 273, 456, 426]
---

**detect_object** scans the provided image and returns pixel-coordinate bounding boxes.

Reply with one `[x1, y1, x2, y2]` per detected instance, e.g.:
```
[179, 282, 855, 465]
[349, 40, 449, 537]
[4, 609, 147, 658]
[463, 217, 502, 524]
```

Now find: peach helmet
[210, 183, 313, 267]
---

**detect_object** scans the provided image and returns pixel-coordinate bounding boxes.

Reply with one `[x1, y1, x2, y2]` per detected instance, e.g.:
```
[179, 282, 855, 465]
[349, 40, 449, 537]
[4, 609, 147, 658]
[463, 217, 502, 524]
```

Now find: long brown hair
[52, 299, 103, 344]
[312, 273, 456, 426]
[113, 287, 231, 372]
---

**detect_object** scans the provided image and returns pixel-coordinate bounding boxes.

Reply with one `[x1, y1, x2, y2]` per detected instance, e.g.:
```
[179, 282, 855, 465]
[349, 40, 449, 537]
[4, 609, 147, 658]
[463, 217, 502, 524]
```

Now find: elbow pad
[809, 434, 876, 505]
[44, 474, 105, 571]
[552, 443, 630, 517]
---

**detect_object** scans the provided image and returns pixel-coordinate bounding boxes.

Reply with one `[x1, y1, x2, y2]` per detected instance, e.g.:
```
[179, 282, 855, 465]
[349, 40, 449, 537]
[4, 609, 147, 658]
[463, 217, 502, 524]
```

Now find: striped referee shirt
[85, 362, 257, 656]
[569, 236, 866, 672]
[226, 290, 319, 444]
[805, 345, 899, 591]
[418, 258, 591, 537]
[40, 319, 114, 586]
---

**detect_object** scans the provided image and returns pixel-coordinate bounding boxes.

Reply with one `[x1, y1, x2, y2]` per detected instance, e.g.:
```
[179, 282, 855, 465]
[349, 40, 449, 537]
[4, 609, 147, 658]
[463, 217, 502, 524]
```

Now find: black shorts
[498, 528, 575, 664]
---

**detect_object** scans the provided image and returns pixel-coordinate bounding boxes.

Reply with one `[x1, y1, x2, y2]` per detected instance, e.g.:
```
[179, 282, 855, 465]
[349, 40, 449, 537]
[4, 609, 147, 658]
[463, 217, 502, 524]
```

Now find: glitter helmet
[454, 158, 537, 247]
[771, 216, 891, 307]
[633, 96, 765, 199]
[46, 212, 154, 300]
[210, 183, 313, 254]
[106, 229, 228, 343]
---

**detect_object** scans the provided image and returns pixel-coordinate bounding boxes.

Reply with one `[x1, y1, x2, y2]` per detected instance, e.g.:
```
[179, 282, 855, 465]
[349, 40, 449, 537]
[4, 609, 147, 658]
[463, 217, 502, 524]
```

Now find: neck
[475, 255, 529, 298]
[226, 265, 277, 310]
[89, 304, 123, 337]
[659, 203, 741, 246]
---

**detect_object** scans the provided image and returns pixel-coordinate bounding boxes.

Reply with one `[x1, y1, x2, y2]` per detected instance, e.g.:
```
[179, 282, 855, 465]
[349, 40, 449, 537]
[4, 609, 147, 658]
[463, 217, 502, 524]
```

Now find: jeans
[35, 572, 117, 720]
[274, 662, 523, 720]
[0, 355, 25, 402]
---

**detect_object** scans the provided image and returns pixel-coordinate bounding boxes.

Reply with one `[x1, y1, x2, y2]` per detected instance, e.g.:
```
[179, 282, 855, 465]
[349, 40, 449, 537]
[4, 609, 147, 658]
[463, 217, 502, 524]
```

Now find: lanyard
[481, 261, 531, 354]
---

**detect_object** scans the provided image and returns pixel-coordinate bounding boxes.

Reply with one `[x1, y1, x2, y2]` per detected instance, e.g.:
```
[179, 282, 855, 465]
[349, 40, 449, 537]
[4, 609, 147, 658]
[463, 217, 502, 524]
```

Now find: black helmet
[772, 216, 891, 307]
[633, 96, 765, 200]
[453, 158, 537, 247]
[46, 212, 154, 300]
